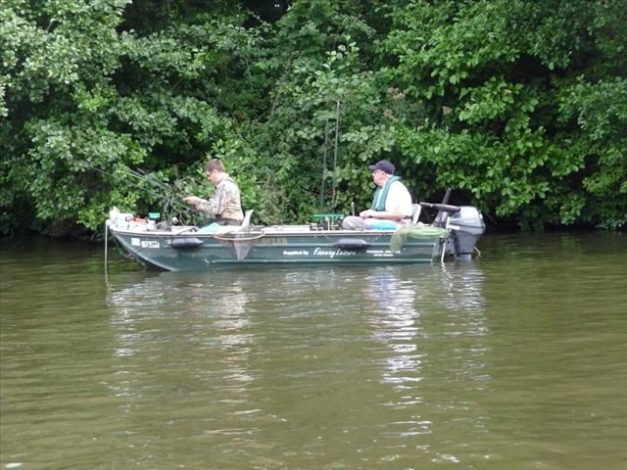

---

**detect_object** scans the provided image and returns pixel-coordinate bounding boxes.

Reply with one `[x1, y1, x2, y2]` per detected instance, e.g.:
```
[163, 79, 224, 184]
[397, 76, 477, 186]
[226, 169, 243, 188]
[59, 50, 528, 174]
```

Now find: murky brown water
[1, 233, 626, 469]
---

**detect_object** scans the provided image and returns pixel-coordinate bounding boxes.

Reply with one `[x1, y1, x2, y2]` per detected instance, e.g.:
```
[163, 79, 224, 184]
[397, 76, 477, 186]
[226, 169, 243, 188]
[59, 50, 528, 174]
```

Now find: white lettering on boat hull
[283, 250, 310, 256]
[313, 248, 357, 258]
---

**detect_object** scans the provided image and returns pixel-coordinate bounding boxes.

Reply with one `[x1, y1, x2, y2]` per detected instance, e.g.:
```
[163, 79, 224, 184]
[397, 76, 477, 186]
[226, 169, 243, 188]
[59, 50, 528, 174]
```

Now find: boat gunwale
[107, 225, 450, 239]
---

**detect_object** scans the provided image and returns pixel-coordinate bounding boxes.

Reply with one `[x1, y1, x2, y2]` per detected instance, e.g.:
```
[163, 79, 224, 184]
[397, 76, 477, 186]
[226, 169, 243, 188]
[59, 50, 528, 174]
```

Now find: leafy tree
[1, 0, 624, 236]
[1, 0, 257, 234]
[381, 0, 626, 228]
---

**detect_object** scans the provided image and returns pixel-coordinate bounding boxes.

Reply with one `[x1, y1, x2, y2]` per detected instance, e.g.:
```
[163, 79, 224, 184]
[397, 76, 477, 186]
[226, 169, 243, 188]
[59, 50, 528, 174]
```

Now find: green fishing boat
[106, 203, 485, 271]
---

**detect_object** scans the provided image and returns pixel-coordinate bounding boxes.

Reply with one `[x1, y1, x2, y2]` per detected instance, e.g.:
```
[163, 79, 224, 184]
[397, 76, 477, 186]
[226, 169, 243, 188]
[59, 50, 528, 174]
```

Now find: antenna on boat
[319, 100, 342, 212]
[331, 99, 341, 209]
[320, 117, 330, 209]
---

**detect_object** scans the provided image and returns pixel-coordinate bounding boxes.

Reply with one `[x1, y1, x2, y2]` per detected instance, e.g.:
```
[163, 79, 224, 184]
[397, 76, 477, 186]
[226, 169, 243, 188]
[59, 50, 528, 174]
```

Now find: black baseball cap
[368, 159, 395, 175]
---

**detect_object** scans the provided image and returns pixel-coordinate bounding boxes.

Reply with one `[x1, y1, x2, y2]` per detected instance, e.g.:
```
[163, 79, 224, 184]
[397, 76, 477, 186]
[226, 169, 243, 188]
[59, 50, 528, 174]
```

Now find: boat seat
[411, 203, 421, 224]
[241, 209, 254, 228]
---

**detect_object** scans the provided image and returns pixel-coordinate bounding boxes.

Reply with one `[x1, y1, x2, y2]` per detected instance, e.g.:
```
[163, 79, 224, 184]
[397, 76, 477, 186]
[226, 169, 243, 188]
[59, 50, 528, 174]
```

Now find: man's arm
[359, 208, 405, 221]
[184, 189, 224, 216]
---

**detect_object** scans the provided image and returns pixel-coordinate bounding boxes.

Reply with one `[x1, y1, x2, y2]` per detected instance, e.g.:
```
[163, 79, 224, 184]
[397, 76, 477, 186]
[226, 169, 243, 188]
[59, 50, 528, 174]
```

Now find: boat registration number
[131, 237, 160, 248]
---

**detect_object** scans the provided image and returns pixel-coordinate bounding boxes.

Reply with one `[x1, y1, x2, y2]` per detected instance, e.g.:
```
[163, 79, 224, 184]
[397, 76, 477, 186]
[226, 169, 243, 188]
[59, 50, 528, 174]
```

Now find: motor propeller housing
[447, 206, 486, 260]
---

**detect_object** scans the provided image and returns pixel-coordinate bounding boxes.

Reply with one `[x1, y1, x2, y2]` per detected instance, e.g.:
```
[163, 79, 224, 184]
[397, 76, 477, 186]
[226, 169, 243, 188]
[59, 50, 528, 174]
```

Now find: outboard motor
[447, 206, 485, 261]
[420, 192, 486, 261]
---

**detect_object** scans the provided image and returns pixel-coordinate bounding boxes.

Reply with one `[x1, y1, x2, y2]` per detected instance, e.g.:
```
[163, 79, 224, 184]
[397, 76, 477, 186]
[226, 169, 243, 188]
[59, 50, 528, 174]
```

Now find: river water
[1, 232, 625, 469]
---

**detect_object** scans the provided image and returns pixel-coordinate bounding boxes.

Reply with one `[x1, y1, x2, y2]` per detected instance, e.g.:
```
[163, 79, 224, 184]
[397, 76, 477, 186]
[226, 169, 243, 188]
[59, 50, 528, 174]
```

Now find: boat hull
[108, 224, 450, 271]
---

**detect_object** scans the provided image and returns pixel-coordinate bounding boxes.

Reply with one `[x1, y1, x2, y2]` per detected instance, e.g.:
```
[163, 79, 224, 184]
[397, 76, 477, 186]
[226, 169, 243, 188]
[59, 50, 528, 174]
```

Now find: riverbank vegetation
[1, 0, 625, 236]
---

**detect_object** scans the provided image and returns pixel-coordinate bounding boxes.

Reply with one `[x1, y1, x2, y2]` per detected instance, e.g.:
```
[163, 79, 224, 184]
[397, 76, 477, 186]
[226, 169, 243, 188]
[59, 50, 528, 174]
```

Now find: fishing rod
[128, 168, 182, 196]
[91, 164, 192, 213]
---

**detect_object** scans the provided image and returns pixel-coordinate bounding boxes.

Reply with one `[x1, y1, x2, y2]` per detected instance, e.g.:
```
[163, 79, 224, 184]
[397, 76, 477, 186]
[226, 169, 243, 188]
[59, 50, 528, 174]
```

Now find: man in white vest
[342, 159, 413, 230]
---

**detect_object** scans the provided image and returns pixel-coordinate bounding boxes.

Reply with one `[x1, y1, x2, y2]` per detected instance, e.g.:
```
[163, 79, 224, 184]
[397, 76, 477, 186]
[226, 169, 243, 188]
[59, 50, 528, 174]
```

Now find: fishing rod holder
[310, 213, 344, 231]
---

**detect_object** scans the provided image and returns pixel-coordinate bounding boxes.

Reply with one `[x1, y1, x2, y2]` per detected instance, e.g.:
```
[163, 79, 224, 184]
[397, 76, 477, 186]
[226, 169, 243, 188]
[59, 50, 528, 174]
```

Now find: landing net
[390, 225, 449, 251]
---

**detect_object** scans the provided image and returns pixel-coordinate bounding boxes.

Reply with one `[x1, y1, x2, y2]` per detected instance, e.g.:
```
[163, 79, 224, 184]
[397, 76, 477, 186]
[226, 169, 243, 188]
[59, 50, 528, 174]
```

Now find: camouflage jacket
[196, 175, 244, 222]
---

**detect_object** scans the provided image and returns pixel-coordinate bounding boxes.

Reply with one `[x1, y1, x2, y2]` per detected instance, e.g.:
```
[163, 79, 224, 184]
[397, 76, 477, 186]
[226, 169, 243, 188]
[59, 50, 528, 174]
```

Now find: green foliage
[1, 0, 625, 236]
[382, 0, 625, 229]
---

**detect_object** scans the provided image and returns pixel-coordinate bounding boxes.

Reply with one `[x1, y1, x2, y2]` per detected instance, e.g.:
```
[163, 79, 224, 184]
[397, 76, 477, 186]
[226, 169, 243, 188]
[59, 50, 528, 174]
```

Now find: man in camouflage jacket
[184, 159, 244, 225]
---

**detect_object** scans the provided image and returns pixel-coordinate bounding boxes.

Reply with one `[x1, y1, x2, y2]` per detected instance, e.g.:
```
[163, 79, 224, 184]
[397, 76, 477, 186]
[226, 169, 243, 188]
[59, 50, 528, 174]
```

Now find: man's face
[371, 169, 387, 187]
[206, 170, 221, 186]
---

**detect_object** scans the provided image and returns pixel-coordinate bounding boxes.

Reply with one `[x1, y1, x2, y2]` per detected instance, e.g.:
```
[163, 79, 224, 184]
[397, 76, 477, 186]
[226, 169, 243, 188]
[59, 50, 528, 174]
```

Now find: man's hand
[359, 209, 377, 218]
[184, 196, 202, 207]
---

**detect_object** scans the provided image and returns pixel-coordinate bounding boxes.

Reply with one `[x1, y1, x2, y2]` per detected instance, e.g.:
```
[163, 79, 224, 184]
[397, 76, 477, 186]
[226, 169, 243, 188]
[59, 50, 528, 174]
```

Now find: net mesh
[390, 225, 449, 251]
[213, 231, 265, 261]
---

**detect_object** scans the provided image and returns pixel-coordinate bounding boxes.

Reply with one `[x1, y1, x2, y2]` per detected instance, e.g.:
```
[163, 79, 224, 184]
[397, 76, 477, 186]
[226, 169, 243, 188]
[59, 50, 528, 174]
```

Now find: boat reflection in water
[105, 271, 256, 408]
[104, 263, 487, 464]
[364, 264, 489, 453]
